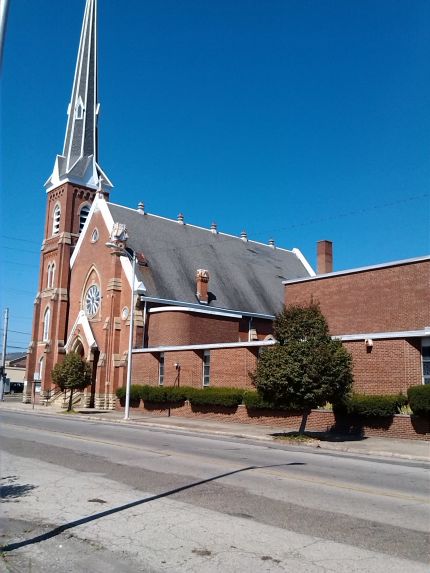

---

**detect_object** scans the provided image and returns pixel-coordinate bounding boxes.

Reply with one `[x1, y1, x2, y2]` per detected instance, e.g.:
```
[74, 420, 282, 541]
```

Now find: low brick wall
[116, 401, 429, 441]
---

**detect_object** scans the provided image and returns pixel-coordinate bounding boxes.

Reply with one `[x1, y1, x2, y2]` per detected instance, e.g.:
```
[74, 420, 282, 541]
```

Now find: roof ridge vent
[210, 221, 218, 234]
[240, 230, 248, 242]
[177, 213, 185, 225]
[137, 201, 145, 214]
[269, 238, 275, 248]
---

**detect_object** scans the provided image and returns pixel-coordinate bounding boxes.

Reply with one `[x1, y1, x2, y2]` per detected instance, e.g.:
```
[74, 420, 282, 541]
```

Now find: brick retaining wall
[116, 401, 429, 440]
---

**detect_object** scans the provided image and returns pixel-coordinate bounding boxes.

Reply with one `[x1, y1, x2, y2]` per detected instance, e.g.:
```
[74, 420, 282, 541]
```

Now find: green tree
[253, 303, 353, 434]
[51, 352, 92, 412]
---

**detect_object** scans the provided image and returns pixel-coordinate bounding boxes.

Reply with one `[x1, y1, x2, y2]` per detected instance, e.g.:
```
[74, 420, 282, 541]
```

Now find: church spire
[45, 0, 112, 192]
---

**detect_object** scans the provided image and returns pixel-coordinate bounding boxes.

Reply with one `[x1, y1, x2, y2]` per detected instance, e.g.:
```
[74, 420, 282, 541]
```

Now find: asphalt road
[1, 410, 429, 572]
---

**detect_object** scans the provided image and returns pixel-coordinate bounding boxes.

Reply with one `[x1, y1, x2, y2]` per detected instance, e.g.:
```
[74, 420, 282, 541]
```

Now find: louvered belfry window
[52, 204, 61, 235]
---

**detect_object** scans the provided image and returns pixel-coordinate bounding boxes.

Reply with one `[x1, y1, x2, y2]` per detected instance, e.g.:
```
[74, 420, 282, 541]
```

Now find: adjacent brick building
[284, 248, 430, 395]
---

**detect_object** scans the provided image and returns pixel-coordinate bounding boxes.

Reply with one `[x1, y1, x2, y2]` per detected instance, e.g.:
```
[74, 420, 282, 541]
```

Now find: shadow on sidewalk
[1, 462, 305, 553]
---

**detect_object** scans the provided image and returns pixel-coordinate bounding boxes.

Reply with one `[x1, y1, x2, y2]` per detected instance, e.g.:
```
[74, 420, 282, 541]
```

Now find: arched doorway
[72, 340, 85, 358]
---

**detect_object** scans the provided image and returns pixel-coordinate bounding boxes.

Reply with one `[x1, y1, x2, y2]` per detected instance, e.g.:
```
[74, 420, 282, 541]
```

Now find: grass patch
[274, 432, 320, 444]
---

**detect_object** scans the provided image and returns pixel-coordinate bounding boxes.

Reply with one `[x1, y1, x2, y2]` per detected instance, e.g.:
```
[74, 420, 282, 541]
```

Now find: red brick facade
[285, 259, 429, 335]
[284, 258, 429, 394]
[132, 347, 258, 389]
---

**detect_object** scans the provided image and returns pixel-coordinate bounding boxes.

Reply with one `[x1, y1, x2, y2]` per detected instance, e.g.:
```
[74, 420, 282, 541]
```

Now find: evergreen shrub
[186, 387, 245, 407]
[407, 385, 430, 416]
[335, 394, 408, 417]
[243, 391, 276, 409]
[139, 385, 189, 404]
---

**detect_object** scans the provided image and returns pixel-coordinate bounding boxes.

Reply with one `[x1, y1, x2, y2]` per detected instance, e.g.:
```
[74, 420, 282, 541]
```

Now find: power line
[0, 329, 31, 335]
[0, 260, 39, 268]
[0, 235, 41, 245]
[1, 246, 40, 255]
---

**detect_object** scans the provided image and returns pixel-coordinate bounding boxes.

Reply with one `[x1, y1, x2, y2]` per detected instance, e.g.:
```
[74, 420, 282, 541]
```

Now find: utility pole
[0, 307, 9, 400]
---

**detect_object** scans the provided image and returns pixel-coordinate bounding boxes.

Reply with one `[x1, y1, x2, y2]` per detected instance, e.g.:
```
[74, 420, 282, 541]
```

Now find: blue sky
[1, 0, 429, 354]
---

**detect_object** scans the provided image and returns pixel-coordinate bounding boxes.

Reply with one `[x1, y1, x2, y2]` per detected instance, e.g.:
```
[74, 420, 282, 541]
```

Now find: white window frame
[43, 307, 51, 342]
[47, 262, 55, 289]
[158, 352, 165, 386]
[422, 338, 430, 385]
[38, 356, 44, 382]
[202, 350, 211, 387]
[52, 204, 61, 236]
[79, 204, 91, 233]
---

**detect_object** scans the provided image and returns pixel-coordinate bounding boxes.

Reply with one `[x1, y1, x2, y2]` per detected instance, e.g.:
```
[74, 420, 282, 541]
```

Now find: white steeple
[45, 0, 112, 192]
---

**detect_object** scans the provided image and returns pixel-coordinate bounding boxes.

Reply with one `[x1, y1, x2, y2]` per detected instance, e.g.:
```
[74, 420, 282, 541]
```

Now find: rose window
[85, 285, 100, 317]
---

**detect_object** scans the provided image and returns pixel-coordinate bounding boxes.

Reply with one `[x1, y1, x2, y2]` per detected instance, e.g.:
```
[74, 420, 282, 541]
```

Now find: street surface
[1, 410, 429, 572]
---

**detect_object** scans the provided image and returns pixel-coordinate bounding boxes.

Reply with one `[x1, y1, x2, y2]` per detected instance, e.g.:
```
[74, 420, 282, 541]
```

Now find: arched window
[43, 307, 51, 342]
[47, 264, 52, 288]
[37, 356, 44, 382]
[52, 204, 61, 235]
[79, 204, 91, 232]
[50, 263, 55, 288]
[47, 263, 55, 289]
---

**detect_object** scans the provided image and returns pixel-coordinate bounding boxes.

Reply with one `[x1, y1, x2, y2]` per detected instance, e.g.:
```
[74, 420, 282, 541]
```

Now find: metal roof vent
[137, 201, 145, 214]
[177, 213, 185, 225]
[240, 230, 248, 242]
[268, 238, 275, 248]
[210, 221, 218, 234]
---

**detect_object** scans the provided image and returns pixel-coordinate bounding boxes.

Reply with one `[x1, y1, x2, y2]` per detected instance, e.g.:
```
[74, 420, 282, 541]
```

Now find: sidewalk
[1, 398, 429, 462]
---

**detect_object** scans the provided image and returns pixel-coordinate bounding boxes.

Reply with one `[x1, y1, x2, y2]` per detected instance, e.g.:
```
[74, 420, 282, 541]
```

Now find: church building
[24, 0, 313, 408]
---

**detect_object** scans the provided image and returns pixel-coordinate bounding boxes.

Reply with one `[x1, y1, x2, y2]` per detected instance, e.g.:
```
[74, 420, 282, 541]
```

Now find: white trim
[292, 248, 316, 277]
[334, 328, 430, 342]
[283, 255, 430, 285]
[148, 306, 242, 319]
[65, 310, 97, 353]
[70, 194, 103, 267]
[141, 296, 275, 320]
[133, 340, 276, 354]
[71, 195, 146, 292]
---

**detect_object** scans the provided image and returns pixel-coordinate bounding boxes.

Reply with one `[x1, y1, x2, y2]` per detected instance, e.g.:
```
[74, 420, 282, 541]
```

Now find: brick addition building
[24, 0, 312, 408]
[284, 242, 430, 395]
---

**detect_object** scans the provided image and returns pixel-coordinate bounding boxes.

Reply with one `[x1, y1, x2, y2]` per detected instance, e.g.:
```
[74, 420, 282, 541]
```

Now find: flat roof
[283, 255, 430, 285]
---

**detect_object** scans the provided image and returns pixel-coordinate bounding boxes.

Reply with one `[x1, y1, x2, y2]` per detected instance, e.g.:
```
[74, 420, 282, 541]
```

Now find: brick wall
[344, 338, 422, 394]
[147, 311, 239, 346]
[116, 402, 429, 440]
[132, 346, 258, 389]
[285, 259, 430, 335]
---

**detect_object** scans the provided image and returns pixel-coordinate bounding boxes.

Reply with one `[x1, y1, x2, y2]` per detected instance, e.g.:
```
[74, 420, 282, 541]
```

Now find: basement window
[158, 353, 165, 386]
[422, 339, 430, 385]
[202, 350, 211, 387]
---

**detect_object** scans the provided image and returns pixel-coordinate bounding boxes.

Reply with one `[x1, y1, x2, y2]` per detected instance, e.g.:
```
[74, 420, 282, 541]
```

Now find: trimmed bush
[187, 387, 245, 407]
[115, 384, 142, 404]
[335, 393, 408, 417]
[243, 391, 276, 410]
[139, 385, 189, 404]
[407, 385, 430, 417]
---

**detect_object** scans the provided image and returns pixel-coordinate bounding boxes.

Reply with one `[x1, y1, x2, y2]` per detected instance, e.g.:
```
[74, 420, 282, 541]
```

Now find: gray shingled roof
[107, 203, 311, 316]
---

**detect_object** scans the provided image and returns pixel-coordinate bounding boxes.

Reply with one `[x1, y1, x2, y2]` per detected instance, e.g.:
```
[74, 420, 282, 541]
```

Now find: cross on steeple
[45, 0, 112, 192]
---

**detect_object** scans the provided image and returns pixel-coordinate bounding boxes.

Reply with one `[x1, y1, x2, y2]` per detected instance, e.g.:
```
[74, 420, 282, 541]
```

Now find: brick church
[24, 0, 429, 408]
[23, 0, 313, 408]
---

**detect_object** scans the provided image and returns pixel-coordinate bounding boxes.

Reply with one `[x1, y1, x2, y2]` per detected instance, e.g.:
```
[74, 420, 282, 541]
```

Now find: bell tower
[24, 0, 112, 403]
